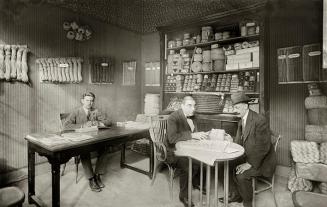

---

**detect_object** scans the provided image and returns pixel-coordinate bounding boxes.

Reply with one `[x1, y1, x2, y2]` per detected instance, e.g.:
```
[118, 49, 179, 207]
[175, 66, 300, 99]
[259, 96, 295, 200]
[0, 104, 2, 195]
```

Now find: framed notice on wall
[122, 60, 136, 86]
[145, 61, 160, 86]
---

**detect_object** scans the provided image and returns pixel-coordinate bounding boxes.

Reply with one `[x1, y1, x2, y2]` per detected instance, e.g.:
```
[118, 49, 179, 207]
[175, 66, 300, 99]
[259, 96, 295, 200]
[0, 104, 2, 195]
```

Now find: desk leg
[224, 161, 229, 207]
[51, 163, 61, 207]
[199, 162, 203, 207]
[28, 146, 35, 204]
[188, 157, 192, 207]
[120, 143, 126, 168]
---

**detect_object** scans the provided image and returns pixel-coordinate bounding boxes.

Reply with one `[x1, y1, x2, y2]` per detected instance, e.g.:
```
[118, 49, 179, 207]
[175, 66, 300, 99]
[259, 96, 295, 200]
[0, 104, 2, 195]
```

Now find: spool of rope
[202, 50, 211, 63]
[305, 125, 327, 143]
[291, 140, 320, 163]
[307, 108, 327, 125]
[320, 142, 327, 164]
[305, 95, 327, 109]
[288, 167, 313, 193]
[191, 62, 202, 73]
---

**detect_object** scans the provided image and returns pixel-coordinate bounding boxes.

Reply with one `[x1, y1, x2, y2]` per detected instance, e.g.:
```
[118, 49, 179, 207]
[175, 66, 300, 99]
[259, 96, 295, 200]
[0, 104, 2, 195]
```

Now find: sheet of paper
[26, 134, 69, 146]
[75, 126, 98, 133]
[61, 132, 94, 142]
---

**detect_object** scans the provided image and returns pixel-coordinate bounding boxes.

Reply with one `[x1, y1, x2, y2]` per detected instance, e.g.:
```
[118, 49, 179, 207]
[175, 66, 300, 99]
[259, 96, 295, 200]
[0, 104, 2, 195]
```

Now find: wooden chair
[252, 132, 281, 207]
[59, 113, 81, 183]
[149, 115, 176, 200]
[0, 186, 25, 207]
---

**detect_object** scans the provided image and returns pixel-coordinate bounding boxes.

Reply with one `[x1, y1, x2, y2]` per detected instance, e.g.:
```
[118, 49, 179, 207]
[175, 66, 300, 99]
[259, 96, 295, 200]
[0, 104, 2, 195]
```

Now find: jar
[193, 54, 203, 62]
[202, 62, 211, 72]
[211, 48, 224, 60]
[202, 50, 211, 62]
[222, 31, 230, 39]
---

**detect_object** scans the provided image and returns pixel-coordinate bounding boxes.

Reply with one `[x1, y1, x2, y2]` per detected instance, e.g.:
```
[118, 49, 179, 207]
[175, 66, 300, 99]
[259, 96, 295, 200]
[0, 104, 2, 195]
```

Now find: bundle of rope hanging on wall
[0, 44, 30, 83]
[36, 57, 83, 83]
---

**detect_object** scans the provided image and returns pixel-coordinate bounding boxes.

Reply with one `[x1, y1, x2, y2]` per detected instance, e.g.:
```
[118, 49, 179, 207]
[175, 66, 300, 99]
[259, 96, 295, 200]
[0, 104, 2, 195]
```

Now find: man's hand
[191, 132, 208, 140]
[235, 162, 251, 174]
[224, 133, 233, 142]
[83, 121, 94, 127]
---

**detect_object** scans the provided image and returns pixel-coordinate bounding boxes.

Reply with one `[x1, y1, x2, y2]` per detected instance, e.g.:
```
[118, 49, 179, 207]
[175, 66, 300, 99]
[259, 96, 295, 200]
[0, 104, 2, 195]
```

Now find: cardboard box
[239, 62, 253, 69]
[236, 47, 259, 55]
[225, 63, 239, 70]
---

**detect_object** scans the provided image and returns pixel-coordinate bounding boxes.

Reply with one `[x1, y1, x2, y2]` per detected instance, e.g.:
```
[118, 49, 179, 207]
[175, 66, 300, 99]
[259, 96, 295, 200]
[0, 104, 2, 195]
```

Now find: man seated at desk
[63, 92, 112, 192]
[167, 96, 208, 207]
[219, 92, 276, 207]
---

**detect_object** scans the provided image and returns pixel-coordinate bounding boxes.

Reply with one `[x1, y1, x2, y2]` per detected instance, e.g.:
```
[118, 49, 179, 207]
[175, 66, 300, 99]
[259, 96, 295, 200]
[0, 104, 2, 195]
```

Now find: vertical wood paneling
[0, 4, 142, 175]
[268, 1, 321, 166]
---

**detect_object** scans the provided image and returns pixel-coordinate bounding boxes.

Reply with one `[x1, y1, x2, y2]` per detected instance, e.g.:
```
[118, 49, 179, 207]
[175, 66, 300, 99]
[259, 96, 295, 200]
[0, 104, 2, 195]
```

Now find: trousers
[80, 148, 108, 179]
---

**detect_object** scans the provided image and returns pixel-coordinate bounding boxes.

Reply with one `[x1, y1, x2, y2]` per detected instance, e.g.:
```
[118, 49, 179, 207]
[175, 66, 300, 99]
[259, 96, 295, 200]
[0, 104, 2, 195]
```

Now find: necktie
[86, 110, 91, 121]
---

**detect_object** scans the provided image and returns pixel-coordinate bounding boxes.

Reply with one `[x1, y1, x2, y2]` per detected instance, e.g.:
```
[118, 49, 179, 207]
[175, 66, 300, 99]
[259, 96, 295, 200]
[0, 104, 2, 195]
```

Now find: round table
[175, 140, 244, 207]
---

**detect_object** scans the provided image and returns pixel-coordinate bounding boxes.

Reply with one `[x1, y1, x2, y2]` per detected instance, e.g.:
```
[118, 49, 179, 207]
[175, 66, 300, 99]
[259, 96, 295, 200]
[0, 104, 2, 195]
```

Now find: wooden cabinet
[157, 5, 267, 131]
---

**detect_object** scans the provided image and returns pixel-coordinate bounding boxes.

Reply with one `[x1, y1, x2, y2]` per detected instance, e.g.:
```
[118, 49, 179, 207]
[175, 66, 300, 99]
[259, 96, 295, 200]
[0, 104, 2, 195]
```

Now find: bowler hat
[231, 92, 251, 105]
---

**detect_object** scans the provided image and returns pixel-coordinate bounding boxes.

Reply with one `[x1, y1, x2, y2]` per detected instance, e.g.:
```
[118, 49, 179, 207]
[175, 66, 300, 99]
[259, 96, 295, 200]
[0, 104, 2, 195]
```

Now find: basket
[320, 142, 327, 164]
[291, 140, 320, 163]
[130, 138, 151, 156]
[288, 166, 313, 193]
[305, 125, 327, 143]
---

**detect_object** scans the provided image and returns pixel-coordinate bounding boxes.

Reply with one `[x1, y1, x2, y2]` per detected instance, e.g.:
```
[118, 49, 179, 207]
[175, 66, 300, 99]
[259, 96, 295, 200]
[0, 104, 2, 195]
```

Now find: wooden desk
[25, 127, 153, 207]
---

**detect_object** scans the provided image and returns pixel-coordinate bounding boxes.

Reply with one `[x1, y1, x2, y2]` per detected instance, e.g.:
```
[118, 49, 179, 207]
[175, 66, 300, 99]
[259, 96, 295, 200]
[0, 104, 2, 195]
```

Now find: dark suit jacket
[167, 109, 197, 162]
[235, 109, 276, 177]
[63, 107, 112, 130]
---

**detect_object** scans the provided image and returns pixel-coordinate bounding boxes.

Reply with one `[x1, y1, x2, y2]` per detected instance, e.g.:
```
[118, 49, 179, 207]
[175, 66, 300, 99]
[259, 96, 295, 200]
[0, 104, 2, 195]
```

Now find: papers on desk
[124, 121, 150, 130]
[75, 126, 98, 133]
[61, 132, 94, 142]
[26, 134, 69, 146]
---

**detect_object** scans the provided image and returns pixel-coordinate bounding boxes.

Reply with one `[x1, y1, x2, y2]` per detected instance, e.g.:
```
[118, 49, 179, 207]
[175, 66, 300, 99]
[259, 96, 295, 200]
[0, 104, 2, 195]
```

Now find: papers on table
[175, 140, 243, 165]
[61, 132, 94, 142]
[26, 131, 95, 147]
[26, 134, 69, 146]
[124, 121, 150, 129]
[75, 126, 98, 133]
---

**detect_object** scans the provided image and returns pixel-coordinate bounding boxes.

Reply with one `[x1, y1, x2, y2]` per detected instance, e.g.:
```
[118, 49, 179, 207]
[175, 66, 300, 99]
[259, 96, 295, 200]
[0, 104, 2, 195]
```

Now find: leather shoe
[89, 177, 101, 192]
[218, 195, 243, 203]
[179, 196, 195, 207]
[95, 174, 105, 188]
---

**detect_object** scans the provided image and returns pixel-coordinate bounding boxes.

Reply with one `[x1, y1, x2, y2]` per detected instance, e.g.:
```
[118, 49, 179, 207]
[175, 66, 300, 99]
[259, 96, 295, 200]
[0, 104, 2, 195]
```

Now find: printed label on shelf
[101, 63, 109, 67]
[59, 63, 68, 68]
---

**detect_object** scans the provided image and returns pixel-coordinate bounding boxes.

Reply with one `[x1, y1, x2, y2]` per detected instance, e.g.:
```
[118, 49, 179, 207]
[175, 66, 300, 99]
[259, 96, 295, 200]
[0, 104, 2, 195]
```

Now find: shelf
[164, 91, 259, 95]
[279, 80, 327, 84]
[166, 67, 259, 76]
[167, 34, 260, 51]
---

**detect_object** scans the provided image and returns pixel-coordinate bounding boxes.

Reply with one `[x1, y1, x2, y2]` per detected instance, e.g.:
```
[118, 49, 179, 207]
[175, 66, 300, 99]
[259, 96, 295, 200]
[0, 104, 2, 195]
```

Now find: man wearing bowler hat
[219, 92, 276, 207]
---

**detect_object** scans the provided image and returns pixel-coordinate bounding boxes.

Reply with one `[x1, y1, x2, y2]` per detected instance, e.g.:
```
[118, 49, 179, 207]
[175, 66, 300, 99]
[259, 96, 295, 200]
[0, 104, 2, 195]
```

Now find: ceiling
[1, 0, 268, 33]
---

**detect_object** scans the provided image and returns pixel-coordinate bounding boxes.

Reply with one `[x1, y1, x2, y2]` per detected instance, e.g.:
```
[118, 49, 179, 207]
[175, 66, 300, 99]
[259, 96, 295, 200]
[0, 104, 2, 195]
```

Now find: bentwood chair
[252, 132, 281, 207]
[149, 115, 176, 200]
[59, 113, 81, 183]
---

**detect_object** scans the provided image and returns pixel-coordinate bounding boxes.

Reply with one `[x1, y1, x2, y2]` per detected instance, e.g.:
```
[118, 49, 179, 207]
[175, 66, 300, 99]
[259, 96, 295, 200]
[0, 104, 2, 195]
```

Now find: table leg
[28, 146, 35, 204]
[188, 157, 192, 207]
[206, 165, 211, 207]
[200, 162, 203, 207]
[214, 162, 218, 207]
[51, 162, 61, 207]
[224, 161, 229, 207]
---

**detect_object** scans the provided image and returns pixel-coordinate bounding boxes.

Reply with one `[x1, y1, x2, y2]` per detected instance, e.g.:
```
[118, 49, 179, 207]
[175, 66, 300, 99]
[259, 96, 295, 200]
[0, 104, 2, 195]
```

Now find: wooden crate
[303, 43, 321, 81]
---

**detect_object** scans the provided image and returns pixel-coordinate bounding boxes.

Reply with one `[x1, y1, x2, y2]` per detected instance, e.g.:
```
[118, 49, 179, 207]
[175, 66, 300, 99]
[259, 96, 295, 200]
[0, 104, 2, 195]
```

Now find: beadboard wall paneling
[268, 1, 322, 166]
[0, 4, 142, 175]
[141, 32, 161, 113]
